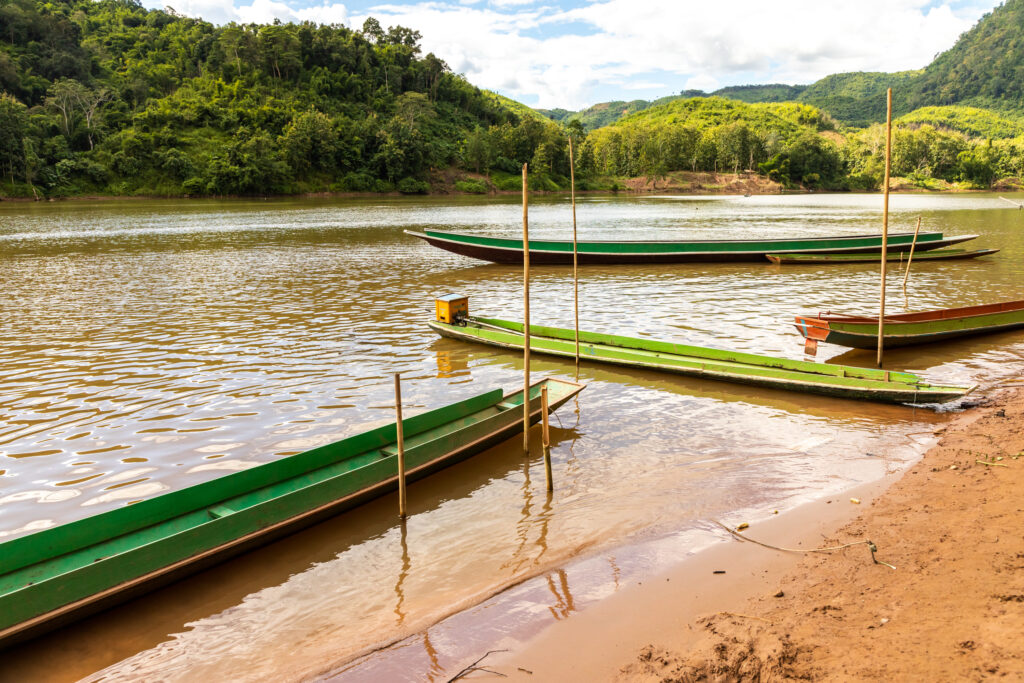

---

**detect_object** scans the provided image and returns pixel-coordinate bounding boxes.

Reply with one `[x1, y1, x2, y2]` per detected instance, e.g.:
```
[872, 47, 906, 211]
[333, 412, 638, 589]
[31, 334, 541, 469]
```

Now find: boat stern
[794, 315, 831, 341]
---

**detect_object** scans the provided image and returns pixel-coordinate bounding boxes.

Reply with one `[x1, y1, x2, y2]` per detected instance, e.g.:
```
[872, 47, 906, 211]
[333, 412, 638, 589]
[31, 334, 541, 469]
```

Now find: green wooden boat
[406, 228, 978, 264]
[0, 378, 583, 647]
[766, 248, 999, 265]
[794, 299, 1024, 349]
[430, 317, 972, 404]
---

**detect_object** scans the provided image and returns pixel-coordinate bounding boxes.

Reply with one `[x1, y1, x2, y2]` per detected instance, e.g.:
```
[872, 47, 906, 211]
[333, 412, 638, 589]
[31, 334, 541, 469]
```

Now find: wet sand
[483, 388, 1024, 681]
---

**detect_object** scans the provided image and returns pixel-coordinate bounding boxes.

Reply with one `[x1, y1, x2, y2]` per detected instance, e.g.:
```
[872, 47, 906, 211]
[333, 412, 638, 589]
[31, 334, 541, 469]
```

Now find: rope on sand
[712, 520, 896, 570]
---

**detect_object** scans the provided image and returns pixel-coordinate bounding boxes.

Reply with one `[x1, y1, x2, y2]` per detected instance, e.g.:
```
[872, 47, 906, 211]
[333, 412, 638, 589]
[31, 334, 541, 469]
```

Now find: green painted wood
[0, 379, 584, 639]
[420, 228, 947, 255]
[767, 248, 999, 264]
[795, 300, 1024, 349]
[430, 318, 972, 404]
[1, 388, 504, 576]
[825, 310, 1024, 348]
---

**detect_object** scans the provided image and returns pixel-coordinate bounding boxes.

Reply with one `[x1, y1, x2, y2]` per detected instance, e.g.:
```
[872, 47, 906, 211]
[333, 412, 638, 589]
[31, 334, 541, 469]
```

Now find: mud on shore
[622, 388, 1024, 682]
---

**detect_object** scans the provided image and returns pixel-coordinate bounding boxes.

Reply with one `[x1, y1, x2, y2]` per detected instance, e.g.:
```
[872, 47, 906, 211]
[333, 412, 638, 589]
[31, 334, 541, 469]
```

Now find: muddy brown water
[1, 193, 1022, 681]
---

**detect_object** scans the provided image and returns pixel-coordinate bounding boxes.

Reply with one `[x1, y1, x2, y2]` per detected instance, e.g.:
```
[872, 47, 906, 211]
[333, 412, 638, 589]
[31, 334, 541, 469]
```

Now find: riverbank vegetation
[3, 0, 1024, 199]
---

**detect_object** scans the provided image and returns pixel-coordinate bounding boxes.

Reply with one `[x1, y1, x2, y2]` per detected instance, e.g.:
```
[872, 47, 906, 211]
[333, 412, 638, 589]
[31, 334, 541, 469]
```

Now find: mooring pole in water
[394, 372, 407, 518]
[902, 216, 922, 290]
[522, 163, 531, 454]
[541, 383, 553, 492]
[878, 87, 893, 368]
[569, 136, 580, 371]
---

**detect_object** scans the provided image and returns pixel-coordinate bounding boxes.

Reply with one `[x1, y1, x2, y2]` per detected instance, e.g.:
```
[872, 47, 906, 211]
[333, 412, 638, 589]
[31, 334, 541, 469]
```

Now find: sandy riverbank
[481, 388, 1024, 681]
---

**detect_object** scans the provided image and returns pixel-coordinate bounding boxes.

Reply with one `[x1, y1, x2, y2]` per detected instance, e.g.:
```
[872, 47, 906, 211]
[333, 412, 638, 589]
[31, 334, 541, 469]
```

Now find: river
[1, 193, 1022, 681]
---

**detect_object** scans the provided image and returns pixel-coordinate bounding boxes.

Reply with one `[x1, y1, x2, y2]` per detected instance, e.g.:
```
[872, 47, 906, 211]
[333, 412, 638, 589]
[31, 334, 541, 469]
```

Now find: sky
[141, 0, 1002, 110]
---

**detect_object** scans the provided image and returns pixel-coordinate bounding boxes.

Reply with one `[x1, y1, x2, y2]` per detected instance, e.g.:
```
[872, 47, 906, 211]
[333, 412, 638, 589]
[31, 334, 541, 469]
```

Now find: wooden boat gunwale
[803, 299, 1024, 325]
[406, 229, 979, 264]
[430, 317, 973, 404]
[0, 378, 584, 646]
[793, 299, 1024, 349]
[765, 248, 999, 264]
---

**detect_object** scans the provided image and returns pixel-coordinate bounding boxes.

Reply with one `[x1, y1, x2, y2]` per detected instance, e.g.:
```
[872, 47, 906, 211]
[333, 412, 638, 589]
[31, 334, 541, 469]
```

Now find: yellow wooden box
[435, 295, 468, 323]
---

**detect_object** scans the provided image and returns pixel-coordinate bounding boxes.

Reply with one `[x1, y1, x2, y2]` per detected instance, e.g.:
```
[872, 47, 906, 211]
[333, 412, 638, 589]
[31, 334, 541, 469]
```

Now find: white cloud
[684, 75, 720, 93]
[353, 0, 984, 107]
[622, 81, 667, 91]
[162, 0, 348, 25]
[147, 0, 994, 109]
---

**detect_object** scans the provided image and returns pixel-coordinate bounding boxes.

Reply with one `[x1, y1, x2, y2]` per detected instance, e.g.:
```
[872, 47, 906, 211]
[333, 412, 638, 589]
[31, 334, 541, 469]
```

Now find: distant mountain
[712, 84, 807, 103]
[542, 0, 1024, 130]
[896, 105, 1024, 139]
[906, 0, 1024, 113]
[797, 71, 921, 126]
[543, 97, 683, 130]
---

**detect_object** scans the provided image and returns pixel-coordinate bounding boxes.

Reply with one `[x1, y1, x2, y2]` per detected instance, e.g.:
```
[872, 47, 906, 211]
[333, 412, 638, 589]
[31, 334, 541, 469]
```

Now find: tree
[0, 93, 28, 184]
[78, 87, 112, 150]
[46, 78, 84, 138]
[462, 126, 493, 173]
[280, 110, 339, 173]
[362, 17, 384, 44]
[22, 138, 40, 199]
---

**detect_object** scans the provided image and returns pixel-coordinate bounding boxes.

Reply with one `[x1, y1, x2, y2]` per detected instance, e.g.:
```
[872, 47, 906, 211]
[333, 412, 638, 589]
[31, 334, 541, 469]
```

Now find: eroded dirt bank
[623, 388, 1024, 681]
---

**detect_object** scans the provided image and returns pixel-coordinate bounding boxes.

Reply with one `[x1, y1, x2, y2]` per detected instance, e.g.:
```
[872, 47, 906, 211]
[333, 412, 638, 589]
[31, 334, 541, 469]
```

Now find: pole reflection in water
[546, 569, 576, 621]
[394, 519, 410, 627]
[422, 630, 443, 682]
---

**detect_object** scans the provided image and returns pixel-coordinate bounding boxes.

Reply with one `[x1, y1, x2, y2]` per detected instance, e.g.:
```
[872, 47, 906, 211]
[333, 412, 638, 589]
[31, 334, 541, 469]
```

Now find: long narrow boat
[429, 316, 972, 404]
[0, 378, 583, 647]
[406, 228, 978, 265]
[793, 299, 1024, 349]
[766, 248, 999, 265]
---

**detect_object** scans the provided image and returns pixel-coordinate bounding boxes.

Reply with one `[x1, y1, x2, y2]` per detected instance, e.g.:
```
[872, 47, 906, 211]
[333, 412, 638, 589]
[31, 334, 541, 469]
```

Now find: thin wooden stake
[902, 216, 922, 289]
[999, 196, 1023, 209]
[568, 137, 580, 370]
[394, 372, 407, 518]
[541, 383, 553, 492]
[522, 163, 531, 454]
[878, 87, 892, 368]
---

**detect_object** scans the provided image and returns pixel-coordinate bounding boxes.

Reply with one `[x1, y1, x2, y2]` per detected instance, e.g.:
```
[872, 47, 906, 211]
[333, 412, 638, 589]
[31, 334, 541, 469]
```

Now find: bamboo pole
[999, 196, 1023, 209]
[541, 384, 552, 492]
[522, 163, 531, 454]
[394, 372, 407, 518]
[878, 88, 892, 368]
[902, 216, 922, 289]
[569, 137, 580, 369]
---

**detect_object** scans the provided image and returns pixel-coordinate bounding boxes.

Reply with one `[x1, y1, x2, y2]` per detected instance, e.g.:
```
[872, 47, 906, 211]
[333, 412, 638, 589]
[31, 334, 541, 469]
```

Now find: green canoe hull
[766, 248, 999, 265]
[0, 378, 584, 647]
[430, 318, 972, 405]
[794, 299, 1024, 349]
[407, 229, 978, 264]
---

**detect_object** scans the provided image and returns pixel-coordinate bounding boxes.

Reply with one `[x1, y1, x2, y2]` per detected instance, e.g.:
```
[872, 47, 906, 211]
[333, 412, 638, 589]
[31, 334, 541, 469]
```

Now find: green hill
[907, 0, 1024, 110]
[583, 96, 847, 187]
[713, 84, 807, 103]
[797, 71, 921, 126]
[0, 0, 558, 197]
[896, 106, 1024, 139]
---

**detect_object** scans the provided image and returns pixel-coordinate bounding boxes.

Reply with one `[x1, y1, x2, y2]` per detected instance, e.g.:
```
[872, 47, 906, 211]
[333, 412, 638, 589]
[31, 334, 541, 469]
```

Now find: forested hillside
[0, 0, 568, 197]
[798, 71, 921, 126]
[4, 0, 1024, 198]
[907, 0, 1024, 112]
[711, 84, 807, 104]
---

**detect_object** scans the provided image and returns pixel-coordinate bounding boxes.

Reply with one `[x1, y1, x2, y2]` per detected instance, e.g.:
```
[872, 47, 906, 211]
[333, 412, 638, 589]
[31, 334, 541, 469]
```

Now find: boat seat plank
[207, 505, 237, 519]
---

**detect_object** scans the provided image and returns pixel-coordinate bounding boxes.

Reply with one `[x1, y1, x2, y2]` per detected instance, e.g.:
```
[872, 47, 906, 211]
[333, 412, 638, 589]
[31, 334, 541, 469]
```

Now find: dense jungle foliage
[3, 0, 1024, 198]
[0, 0, 573, 197]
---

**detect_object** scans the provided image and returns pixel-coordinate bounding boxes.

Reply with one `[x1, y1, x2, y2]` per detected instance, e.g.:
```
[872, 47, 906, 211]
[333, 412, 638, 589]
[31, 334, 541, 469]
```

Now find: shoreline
[485, 473, 910, 680]
[322, 404, 947, 681]
[484, 388, 1024, 681]
[2, 172, 1018, 204]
